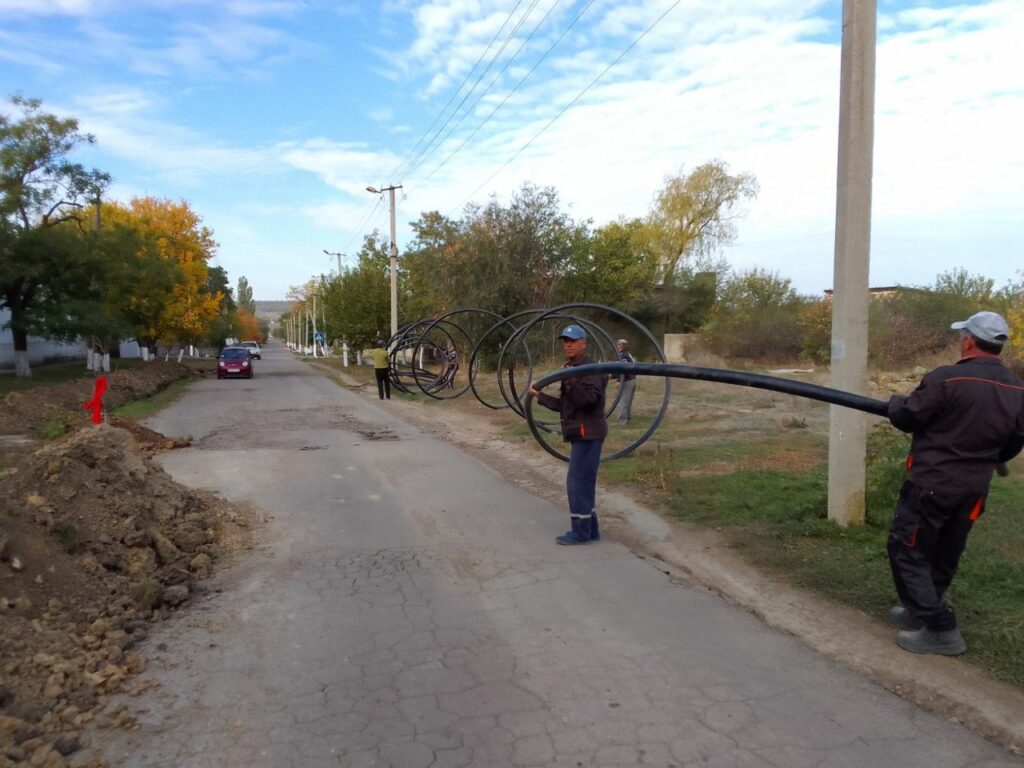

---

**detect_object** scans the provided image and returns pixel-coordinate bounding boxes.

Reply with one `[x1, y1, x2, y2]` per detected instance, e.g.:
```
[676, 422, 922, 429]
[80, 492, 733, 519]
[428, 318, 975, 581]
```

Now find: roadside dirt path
[318, 362, 1024, 754]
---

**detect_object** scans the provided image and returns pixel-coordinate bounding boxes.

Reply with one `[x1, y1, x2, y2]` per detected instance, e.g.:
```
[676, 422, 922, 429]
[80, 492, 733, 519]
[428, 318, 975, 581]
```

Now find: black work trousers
[887, 481, 983, 631]
[375, 368, 391, 399]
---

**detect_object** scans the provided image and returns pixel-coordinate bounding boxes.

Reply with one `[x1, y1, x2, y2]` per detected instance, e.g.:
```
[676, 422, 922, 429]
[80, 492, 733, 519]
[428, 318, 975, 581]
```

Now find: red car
[217, 347, 254, 379]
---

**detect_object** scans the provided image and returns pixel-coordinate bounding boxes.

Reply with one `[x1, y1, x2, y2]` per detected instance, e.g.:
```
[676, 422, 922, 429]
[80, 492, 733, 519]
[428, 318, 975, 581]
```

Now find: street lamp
[323, 249, 342, 274]
[366, 183, 402, 338]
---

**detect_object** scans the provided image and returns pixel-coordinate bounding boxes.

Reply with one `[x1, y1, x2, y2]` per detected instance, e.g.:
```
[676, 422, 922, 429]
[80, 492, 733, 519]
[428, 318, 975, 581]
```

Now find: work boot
[888, 606, 924, 630]
[556, 532, 590, 545]
[895, 627, 967, 656]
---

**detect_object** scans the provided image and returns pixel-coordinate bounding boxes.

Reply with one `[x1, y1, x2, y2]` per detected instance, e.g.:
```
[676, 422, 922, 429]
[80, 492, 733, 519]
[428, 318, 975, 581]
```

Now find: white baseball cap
[950, 311, 1009, 344]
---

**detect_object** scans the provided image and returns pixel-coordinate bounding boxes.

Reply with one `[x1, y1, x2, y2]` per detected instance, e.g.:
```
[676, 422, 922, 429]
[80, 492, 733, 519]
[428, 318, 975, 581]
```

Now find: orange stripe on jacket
[945, 376, 1024, 392]
[969, 498, 984, 521]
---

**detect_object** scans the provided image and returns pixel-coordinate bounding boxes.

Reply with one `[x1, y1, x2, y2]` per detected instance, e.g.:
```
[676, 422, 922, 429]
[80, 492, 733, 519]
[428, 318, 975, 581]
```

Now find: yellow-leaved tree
[104, 197, 222, 350]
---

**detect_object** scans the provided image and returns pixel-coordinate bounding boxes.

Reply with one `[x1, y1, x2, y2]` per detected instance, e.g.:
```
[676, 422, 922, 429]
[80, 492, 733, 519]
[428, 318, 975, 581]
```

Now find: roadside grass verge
[0, 358, 146, 397]
[111, 378, 193, 420]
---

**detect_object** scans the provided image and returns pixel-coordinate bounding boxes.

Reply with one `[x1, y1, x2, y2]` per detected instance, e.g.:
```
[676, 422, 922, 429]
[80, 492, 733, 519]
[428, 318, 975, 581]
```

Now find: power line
[400, 0, 545, 182]
[449, 0, 683, 217]
[388, 0, 528, 183]
[337, 196, 384, 259]
[415, 0, 597, 188]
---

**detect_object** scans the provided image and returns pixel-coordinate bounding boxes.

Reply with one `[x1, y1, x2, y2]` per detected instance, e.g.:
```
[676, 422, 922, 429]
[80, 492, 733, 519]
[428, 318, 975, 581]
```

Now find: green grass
[0, 358, 146, 397]
[111, 378, 192, 419]
[41, 411, 72, 440]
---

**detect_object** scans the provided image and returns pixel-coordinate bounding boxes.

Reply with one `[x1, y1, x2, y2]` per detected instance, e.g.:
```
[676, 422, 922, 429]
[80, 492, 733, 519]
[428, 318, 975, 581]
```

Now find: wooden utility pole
[828, 0, 876, 526]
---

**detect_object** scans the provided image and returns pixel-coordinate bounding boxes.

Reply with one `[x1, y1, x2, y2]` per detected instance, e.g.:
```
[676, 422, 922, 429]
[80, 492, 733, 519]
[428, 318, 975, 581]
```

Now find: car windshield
[241, 342, 257, 347]
[221, 349, 249, 359]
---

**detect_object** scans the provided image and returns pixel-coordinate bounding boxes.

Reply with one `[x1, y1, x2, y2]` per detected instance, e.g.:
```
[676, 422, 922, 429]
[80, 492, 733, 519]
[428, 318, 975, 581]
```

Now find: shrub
[702, 268, 811, 360]
[50, 520, 80, 553]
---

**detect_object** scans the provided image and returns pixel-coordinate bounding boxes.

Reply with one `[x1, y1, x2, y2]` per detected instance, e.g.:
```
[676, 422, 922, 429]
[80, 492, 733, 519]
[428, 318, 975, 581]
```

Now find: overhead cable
[449, 0, 683, 216]
[415, 0, 596, 187]
[388, 0, 528, 183]
[400, 0, 545, 182]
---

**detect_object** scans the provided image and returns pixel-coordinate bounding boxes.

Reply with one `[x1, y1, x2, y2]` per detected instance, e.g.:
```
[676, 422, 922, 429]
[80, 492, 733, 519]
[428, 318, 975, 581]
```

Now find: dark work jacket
[888, 356, 1024, 495]
[617, 350, 637, 381]
[536, 353, 608, 442]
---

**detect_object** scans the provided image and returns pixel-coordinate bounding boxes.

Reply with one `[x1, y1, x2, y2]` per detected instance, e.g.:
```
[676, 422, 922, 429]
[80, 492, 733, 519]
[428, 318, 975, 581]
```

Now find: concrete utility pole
[828, 0, 876, 527]
[323, 249, 342, 275]
[366, 184, 403, 338]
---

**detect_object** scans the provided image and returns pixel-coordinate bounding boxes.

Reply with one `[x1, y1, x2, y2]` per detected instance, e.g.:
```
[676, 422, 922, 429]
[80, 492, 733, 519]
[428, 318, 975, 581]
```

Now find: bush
[702, 268, 811, 360]
[50, 520, 80, 553]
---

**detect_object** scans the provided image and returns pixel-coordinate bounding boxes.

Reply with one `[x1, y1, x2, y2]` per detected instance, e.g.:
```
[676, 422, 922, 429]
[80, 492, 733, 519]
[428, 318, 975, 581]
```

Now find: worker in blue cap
[529, 324, 608, 544]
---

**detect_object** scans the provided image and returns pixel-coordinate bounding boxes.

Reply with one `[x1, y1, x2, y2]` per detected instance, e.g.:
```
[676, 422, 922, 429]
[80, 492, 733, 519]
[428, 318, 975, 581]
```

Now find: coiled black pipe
[525, 362, 889, 462]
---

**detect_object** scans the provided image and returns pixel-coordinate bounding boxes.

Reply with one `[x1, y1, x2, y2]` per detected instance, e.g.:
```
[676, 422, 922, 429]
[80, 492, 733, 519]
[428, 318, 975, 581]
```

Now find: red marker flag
[83, 375, 108, 424]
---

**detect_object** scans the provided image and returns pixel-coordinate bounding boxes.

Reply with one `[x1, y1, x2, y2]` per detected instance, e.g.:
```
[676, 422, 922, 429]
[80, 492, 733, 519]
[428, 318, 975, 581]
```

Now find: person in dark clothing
[886, 311, 1024, 655]
[529, 324, 608, 545]
[612, 339, 637, 424]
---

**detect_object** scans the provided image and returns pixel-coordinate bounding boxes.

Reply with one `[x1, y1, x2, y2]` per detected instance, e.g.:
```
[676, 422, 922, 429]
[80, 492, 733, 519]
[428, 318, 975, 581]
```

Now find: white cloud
[278, 138, 402, 197]
[380, 0, 1022, 292]
[69, 90, 280, 185]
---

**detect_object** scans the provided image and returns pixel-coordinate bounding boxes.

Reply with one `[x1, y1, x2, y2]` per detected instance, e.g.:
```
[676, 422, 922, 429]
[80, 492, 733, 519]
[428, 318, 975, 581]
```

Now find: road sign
[314, 332, 324, 342]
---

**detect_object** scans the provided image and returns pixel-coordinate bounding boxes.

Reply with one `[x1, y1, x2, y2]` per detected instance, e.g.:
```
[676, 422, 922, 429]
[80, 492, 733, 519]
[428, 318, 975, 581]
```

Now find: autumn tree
[644, 160, 758, 330]
[0, 96, 110, 376]
[103, 196, 222, 351]
[236, 309, 263, 342]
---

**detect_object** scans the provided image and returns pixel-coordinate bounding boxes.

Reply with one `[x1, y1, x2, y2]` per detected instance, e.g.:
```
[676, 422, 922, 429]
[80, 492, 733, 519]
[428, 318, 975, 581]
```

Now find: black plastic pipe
[525, 362, 889, 463]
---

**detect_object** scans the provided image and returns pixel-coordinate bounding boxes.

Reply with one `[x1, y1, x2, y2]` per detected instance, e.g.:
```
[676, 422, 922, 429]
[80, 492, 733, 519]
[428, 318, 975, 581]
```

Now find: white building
[0, 307, 88, 368]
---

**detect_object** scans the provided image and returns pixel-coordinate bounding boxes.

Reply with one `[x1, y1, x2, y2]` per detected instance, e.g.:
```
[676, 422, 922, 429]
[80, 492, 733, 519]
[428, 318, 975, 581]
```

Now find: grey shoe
[896, 627, 967, 656]
[888, 606, 924, 630]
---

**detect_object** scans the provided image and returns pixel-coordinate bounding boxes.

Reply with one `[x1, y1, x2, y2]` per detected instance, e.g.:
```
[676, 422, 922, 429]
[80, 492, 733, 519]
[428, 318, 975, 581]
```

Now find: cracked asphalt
[99, 343, 1023, 767]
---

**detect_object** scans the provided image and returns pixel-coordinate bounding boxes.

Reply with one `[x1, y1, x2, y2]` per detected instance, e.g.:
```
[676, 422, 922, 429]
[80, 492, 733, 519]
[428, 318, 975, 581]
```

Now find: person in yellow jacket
[371, 339, 391, 400]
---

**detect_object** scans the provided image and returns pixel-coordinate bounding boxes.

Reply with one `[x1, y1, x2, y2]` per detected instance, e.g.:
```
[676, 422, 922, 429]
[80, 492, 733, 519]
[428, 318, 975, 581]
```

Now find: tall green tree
[1, 96, 111, 376]
[402, 211, 464, 319]
[236, 275, 256, 314]
[321, 233, 392, 349]
[557, 218, 659, 309]
[460, 184, 581, 315]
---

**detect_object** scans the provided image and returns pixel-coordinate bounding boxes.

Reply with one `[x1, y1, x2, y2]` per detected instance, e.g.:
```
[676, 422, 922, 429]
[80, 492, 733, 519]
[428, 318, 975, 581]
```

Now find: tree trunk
[12, 323, 31, 378]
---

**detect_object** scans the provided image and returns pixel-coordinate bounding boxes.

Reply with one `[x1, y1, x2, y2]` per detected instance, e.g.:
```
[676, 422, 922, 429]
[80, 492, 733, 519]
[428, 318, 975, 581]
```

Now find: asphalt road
[101, 343, 1022, 768]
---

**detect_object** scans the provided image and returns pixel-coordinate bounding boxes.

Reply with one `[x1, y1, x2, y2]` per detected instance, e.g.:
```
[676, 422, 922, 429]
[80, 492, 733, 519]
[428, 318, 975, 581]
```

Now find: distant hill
[253, 300, 291, 320]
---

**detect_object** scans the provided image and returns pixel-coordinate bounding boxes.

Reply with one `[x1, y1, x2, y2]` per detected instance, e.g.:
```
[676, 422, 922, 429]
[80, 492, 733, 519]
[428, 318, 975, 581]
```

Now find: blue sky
[1, 0, 1021, 300]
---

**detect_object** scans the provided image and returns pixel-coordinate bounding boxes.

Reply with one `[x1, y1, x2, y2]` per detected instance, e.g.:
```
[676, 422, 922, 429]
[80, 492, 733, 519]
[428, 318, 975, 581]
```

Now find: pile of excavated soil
[0, 425, 254, 767]
[0, 363, 206, 438]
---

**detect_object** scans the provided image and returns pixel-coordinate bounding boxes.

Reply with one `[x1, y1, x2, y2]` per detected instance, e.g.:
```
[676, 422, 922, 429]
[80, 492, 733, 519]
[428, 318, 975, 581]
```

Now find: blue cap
[558, 324, 587, 341]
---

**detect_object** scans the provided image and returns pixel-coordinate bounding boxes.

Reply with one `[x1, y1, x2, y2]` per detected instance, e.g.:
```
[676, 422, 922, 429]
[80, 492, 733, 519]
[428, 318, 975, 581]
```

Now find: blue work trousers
[567, 439, 603, 542]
